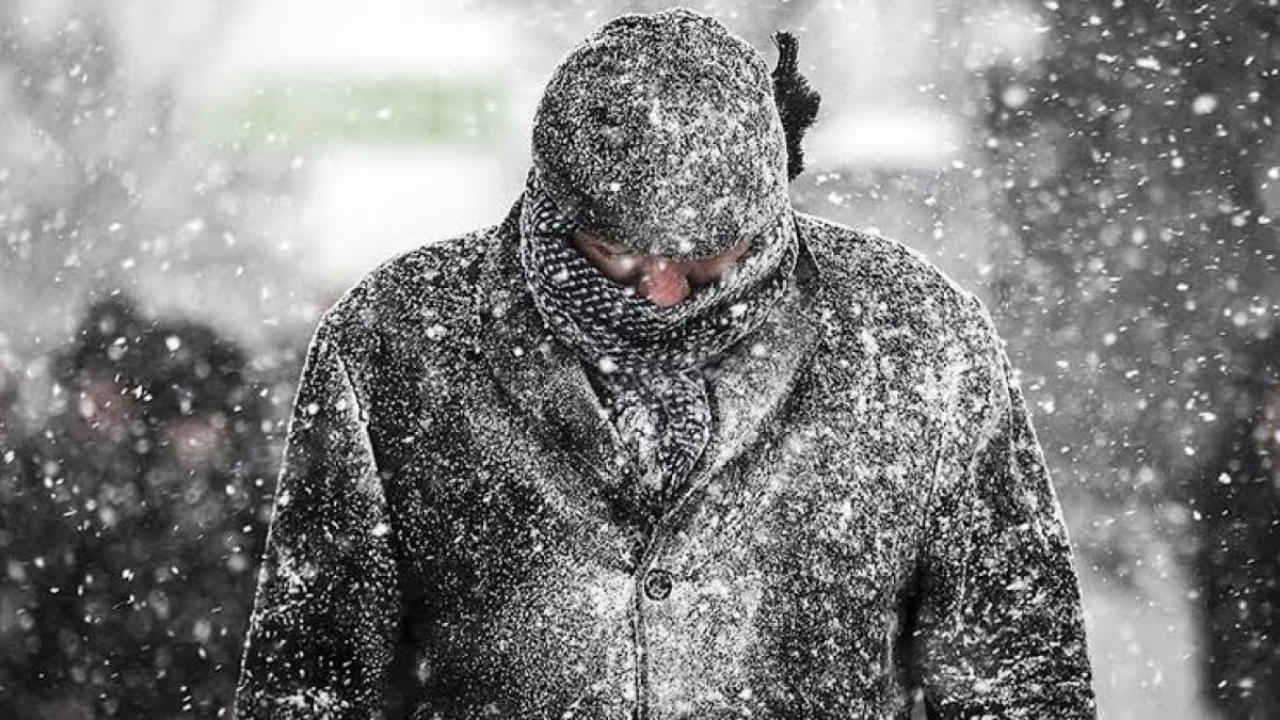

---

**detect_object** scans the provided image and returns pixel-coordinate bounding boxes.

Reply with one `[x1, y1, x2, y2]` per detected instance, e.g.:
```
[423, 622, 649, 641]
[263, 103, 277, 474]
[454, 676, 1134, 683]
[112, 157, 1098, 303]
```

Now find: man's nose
[637, 259, 691, 308]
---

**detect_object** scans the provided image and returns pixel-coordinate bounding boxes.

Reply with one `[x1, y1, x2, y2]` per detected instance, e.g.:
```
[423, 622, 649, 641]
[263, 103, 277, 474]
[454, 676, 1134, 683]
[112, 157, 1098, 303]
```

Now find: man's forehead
[577, 227, 751, 263]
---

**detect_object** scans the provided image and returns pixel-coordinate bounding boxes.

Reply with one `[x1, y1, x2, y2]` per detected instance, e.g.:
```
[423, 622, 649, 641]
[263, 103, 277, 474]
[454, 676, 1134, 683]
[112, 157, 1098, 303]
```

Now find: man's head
[135, 319, 252, 471]
[531, 9, 790, 264]
[55, 295, 148, 442]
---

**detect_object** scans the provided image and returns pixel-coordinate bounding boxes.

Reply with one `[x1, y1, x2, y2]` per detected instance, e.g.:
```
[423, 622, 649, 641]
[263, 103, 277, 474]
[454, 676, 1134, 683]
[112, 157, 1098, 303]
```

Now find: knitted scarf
[519, 173, 799, 516]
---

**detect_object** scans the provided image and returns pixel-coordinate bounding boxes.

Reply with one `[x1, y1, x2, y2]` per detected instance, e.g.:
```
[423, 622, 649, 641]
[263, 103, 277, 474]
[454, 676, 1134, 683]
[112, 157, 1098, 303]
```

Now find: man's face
[161, 413, 228, 471]
[74, 372, 135, 442]
[573, 230, 751, 307]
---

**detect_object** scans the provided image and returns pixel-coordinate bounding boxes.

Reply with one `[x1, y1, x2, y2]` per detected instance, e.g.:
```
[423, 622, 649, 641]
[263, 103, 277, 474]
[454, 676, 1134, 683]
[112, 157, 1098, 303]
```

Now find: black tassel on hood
[772, 31, 822, 182]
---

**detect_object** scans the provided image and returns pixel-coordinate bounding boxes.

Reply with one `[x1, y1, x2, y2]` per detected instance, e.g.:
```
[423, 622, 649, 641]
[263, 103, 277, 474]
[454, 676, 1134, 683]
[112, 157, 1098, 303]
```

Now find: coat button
[643, 569, 673, 601]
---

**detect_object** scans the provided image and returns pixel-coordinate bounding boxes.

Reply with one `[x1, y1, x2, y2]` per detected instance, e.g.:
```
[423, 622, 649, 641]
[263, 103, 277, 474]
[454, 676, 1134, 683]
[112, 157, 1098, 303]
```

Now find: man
[2, 296, 151, 720]
[5, 298, 274, 718]
[238, 9, 1095, 718]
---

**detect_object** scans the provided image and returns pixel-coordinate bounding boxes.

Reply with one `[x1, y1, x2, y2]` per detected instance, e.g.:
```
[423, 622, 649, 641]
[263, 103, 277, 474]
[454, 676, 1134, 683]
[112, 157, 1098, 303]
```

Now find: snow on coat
[235, 200, 1096, 718]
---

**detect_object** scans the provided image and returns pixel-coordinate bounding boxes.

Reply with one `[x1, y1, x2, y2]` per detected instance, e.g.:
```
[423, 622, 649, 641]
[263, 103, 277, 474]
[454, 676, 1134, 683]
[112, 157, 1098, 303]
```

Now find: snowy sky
[195, 0, 1039, 286]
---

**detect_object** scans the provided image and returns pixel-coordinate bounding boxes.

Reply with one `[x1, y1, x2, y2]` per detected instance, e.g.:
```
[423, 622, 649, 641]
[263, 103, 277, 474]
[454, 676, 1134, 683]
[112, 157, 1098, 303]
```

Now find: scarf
[519, 173, 799, 518]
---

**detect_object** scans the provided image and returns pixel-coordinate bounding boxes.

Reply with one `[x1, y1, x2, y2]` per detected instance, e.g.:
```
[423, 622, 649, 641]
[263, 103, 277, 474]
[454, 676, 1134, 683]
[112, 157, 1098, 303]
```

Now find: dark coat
[0, 312, 274, 719]
[237, 201, 1096, 718]
[1186, 412, 1280, 716]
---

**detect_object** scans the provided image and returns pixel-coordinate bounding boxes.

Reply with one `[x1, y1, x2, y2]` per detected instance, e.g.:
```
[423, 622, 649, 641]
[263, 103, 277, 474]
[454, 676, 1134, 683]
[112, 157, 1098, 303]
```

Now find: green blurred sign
[207, 74, 505, 150]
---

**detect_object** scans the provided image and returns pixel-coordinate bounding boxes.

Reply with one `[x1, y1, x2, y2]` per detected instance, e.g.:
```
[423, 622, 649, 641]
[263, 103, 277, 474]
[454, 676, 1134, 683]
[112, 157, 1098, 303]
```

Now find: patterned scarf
[519, 173, 798, 516]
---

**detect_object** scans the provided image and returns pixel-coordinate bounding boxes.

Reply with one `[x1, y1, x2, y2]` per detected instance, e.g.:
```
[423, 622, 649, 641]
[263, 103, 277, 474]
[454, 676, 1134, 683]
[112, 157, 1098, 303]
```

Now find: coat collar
[472, 196, 825, 524]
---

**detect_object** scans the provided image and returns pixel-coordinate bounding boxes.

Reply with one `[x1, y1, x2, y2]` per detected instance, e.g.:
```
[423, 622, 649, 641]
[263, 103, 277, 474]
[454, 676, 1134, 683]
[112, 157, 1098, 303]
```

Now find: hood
[530, 8, 790, 260]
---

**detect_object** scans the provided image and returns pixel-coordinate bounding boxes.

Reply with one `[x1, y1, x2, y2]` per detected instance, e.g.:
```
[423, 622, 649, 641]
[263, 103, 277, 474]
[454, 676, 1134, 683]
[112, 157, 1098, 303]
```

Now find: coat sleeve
[236, 319, 401, 719]
[910, 297, 1096, 718]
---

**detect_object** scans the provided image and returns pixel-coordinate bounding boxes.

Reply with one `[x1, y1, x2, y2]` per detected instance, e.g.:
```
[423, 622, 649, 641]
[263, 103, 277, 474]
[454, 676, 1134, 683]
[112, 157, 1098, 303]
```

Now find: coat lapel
[668, 236, 823, 511]
[472, 198, 825, 525]
[472, 199, 629, 520]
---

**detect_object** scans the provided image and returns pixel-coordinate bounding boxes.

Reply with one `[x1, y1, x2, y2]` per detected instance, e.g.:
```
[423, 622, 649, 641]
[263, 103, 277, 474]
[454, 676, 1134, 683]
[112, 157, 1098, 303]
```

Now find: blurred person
[237, 9, 1095, 718]
[1183, 331, 1280, 718]
[5, 297, 275, 718]
[114, 318, 274, 717]
[1, 295, 151, 719]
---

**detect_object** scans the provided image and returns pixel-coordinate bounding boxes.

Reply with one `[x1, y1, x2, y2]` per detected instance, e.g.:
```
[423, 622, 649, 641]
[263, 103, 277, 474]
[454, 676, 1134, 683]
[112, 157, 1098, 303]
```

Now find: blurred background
[1, 0, 1278, 717]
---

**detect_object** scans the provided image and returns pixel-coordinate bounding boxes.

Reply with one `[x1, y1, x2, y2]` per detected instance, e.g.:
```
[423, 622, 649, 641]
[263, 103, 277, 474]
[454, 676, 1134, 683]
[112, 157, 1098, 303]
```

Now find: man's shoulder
[798, 213, 975, 311]
[797, 212, 997, 357]
[317, 224, 503, 361]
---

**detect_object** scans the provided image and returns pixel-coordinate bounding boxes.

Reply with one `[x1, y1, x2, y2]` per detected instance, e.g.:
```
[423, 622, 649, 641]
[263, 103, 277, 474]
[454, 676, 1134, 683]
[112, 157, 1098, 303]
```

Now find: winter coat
[236, 200, 1096, 719]
[6, 424, 269, 718]
[0, 312, 275, 718]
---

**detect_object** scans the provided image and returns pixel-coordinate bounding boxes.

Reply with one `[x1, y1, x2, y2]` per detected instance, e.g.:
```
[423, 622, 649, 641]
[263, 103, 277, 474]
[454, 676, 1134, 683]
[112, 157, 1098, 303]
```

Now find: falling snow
[1, 1, 1277, 719]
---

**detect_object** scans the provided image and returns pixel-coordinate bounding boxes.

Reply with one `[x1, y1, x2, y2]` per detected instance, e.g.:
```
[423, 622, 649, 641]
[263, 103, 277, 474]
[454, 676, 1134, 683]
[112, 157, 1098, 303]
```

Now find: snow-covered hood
[530, 8, 790, 260]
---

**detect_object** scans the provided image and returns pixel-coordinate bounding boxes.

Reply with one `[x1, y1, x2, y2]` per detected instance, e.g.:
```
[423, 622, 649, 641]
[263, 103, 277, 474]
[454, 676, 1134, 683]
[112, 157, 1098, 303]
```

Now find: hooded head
[531, 9, 791, 260]
[56, 294, 148, 385]
[135, 319, 251, 423]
